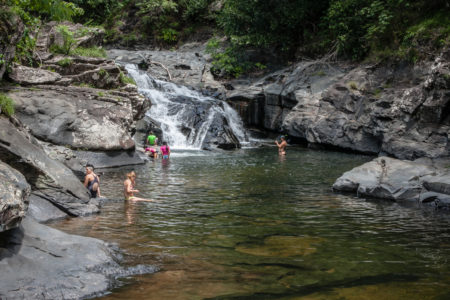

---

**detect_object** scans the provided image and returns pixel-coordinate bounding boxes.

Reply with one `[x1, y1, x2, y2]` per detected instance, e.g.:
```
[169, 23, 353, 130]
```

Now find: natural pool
[51, 147, 450, 299]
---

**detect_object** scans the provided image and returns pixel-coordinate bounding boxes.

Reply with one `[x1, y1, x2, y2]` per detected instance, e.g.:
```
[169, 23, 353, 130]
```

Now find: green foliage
[218, 0, 329, 53]
[50, 25, 76, 55]
[206, 38, 266, 78]
[98, 68, 108, 77]
[57, 57, 73, 67]
[119, 72, 136, 85]
[158, 27, 178, 44]
[97, 91, 105, 97]
[10, 0, 83, 21]
[70, 46, 107, 58]
[0, 93, 15, 117]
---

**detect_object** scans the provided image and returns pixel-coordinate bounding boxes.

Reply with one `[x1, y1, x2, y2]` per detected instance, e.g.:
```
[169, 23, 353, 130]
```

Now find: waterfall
[125, 64, 249, 150]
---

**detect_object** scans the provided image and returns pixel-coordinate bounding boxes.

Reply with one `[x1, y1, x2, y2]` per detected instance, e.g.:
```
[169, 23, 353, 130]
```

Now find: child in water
[145, 147, 158, 159]
[123, 171, 153, 202]
[160, 141, 170, 159]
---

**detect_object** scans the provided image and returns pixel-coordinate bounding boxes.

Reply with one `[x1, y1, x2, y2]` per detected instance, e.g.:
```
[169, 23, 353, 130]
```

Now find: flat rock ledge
[333, 157, 450, 209]
[0, 217, 158, 299]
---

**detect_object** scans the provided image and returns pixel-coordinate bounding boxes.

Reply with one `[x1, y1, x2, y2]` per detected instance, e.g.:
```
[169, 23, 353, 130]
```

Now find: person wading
[275, 136, 287, 156]
[84, 164, 101, 198]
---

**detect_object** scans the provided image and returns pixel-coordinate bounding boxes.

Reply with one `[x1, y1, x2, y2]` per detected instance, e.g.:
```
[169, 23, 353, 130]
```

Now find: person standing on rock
[124, 171, 153, 202]
[160, 141, 170, 160]
[275, 136, 287, 156]
[84, 164, 101, 198]
[146, 131, 158, 147]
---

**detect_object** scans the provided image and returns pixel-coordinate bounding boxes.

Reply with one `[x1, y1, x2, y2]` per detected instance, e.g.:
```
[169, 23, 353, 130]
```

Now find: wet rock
[333, 156, 450, 206]
[0, 162, 30, 232]
[0, 116, 97, 216]
[0, 217, 118, 299]
[8, 64, 62, 85]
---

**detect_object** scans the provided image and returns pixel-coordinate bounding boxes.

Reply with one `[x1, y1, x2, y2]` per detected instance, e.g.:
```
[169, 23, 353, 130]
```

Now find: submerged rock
[333, 156, 450, 208]
[0, 162, 30, 232]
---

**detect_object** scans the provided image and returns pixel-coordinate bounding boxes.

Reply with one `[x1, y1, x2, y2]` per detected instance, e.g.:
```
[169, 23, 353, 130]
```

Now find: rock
[0, 217, 118, 299]
[333, 156, 450, 208]
[108, 47, 214, 89]
[7, 85, 143, 151]
[0, 162, 30, 232]
[0, 116, 98, 216]
[8, 64, 62, 85]
[0, 7, 24, 80]
[423, 174, 450, 195]
[27, 193, 68, 223]
[333, 157, 438, 201]
[35, 21, 105, 53]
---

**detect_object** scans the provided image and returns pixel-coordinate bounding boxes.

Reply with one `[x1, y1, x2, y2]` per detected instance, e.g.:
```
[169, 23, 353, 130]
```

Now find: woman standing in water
[84, 164, 101, 198]
[123, 171, 153, 202]
[160, 141, 170, 160]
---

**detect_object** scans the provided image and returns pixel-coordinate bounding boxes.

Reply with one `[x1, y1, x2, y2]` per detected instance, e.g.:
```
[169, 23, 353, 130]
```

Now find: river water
[51, 147, 450, 299]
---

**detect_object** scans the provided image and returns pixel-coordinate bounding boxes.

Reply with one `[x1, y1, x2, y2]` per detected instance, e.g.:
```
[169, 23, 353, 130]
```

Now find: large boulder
[333, 156, 450, 207]
[7, 85, 147, 151]
[0, 217, 119, 299]
[0, 116, 97, 216]
[0, 162, 30, 232]
[0, 7, 24, 79]
[8, 63, 62, 85]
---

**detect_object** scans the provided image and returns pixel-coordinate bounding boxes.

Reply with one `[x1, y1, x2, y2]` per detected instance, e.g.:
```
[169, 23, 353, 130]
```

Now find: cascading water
[125, 64, 249, 150]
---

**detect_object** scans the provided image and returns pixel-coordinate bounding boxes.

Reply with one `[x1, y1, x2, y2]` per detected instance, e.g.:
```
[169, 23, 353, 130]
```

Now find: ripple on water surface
[51, 148, 450, 299]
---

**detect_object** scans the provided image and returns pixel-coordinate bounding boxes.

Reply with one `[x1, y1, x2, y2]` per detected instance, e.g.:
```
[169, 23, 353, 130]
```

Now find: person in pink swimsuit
[160, 141, 170, 159]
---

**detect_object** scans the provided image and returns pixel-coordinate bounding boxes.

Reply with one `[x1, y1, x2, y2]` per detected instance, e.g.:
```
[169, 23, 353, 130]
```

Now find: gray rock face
[8, 64, 62, 85]
[333, 157, 450, 208]
[7, 85, 147, 151]
[226, 50, 450, 160]
[0, 116, 98, 216]
[27, 193, 68, 223]
[0, 162, 30, 232]
[108, 45, 222, 90]
[0, 217, 118, 299]
[0, 7, 24, 80]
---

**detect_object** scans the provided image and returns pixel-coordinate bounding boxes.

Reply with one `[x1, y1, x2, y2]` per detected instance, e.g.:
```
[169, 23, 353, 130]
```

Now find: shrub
[119, 72, 136, 85]
[57, 57, 73, 67]
[70, 46, 107, 58]
[0, 93, 15, 117]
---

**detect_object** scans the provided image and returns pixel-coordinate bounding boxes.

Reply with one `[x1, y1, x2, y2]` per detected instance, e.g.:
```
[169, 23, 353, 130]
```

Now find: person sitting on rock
[146, 131, 158, 147]
[275, 135, 287, 156]
[123, 171, 153, 202]
[84, 164, 101, 198]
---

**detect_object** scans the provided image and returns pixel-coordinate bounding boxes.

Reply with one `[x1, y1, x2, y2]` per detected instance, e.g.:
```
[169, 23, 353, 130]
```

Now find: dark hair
[86, 164, 94, 169]
[163, 141, 167, 146]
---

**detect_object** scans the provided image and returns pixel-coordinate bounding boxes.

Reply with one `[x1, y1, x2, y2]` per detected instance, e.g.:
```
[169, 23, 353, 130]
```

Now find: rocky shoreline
[1, 20, 450, 299]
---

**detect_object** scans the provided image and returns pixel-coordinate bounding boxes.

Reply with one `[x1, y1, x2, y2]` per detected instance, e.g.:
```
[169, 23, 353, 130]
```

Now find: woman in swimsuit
[123, 171, 153, 202]
[160, 141, 170, 160]
[84, 164, 101, 198]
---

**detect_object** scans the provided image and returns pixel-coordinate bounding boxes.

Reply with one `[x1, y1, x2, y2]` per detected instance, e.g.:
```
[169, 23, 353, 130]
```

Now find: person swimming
[123, 171, 153, 202]
[84, 164, 101, 198]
